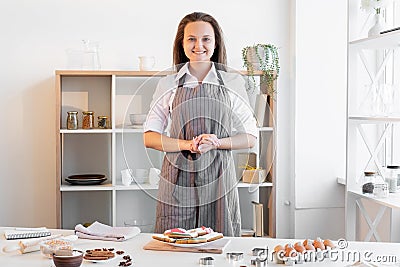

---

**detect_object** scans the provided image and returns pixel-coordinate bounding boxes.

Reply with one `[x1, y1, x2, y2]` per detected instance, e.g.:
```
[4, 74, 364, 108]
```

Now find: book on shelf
[252, 201, 264, 237]
[4, 227, 51, 240]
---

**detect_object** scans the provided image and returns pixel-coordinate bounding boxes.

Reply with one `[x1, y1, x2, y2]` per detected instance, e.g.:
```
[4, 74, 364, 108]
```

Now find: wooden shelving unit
[56, 70, 276, 235]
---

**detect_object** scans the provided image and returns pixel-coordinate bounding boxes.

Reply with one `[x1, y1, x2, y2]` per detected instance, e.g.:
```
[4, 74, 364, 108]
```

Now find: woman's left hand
[196, 134, 221, 154]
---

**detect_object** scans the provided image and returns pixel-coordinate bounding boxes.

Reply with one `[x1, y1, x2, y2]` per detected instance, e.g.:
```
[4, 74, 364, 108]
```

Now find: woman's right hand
[189, 137, 201, 153]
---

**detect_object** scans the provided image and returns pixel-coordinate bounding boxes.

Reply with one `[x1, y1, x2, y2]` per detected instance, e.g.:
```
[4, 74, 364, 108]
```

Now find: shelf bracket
[356, 123, 392, 182]
[356, 199, 386, 242]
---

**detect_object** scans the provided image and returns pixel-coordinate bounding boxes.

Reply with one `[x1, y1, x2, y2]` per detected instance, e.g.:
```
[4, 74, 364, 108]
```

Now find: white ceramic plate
[84, 256, 117, 263]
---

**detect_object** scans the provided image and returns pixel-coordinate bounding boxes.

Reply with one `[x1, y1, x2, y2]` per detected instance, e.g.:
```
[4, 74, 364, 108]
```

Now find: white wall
[0, 0, 292, 232]
[293, 0, 347, 239]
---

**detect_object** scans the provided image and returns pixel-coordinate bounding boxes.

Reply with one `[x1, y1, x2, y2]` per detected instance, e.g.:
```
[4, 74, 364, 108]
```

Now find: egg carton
[274, 248, 336, 265]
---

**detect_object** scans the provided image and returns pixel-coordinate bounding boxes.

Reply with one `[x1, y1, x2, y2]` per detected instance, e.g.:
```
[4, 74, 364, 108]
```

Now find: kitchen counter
[1, 228, 400, 266]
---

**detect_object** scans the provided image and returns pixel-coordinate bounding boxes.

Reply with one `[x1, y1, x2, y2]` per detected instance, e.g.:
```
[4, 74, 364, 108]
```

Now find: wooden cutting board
[143, 238, 231, 254]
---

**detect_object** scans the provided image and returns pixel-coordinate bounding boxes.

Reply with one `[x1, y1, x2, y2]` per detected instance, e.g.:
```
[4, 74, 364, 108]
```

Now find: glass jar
[97, 116, 109, 129]
[362, 171, 376, 194]
[82, 111, 94, 129]
[66, 111, 78, 130]
[373, 183, 389, 198]
[386, 165, 400, 190]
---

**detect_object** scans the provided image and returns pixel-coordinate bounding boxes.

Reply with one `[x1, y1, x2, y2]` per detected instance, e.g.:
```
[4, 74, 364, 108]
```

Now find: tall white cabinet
[346, 0, 400, 242]
[55, 70, 275, 236]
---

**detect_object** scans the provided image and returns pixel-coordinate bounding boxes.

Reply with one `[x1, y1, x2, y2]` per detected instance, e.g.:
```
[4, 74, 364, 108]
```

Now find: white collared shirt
[143, 62, 257, 137]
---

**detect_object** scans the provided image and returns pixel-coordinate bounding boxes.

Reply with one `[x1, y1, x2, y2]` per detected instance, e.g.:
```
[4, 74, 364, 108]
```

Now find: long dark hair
[173, 12, 227, 71]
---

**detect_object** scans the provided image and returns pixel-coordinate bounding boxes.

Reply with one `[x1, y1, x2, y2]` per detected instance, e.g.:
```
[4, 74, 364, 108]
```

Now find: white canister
[385, 165, 400, 190]
[385, 177, 397, 193]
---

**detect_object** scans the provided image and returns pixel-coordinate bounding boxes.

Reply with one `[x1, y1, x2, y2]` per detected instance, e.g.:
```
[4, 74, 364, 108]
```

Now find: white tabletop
[1, 228, 400, 267]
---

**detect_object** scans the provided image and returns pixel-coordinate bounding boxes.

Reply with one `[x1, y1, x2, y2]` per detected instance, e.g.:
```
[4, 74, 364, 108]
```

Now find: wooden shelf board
[115, 183, 158, 190]
[55, 70, 265, 77]
[115, 124, 144, 133]
[60, 129, 113, 134]
[237, 182, 273, 188]
[60, 182, 273, 192]
[56, 70, 174, 77]
[258, 127, 273, 132]
[60, 183, 114, 191]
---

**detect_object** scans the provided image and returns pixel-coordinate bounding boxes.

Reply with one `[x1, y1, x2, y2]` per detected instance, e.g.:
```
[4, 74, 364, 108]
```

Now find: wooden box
[242, 169, 267, 184]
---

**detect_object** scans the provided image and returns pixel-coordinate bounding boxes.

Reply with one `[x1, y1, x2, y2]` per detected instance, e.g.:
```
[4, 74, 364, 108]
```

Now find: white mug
[149, 168, 161, 185]
[134, 168, 149, 184]
[138, 56, 155, 71]
[121, 169, 133, 186]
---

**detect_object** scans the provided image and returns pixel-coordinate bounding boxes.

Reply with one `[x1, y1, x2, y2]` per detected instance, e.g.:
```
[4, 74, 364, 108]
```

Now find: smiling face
[183, 21, 215, 62]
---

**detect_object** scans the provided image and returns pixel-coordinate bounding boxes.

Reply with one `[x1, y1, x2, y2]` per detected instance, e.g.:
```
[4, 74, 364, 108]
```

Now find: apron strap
[177, 67, 225, 88]
[216, 70, 224, 86]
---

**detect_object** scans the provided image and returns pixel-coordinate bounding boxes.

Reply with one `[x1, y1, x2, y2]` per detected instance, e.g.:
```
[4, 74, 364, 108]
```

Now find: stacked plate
[65, 174, 107, 185]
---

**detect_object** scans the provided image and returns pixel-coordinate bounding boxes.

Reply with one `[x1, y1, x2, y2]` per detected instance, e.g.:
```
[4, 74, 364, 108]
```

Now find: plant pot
[243, 44, 279, 96]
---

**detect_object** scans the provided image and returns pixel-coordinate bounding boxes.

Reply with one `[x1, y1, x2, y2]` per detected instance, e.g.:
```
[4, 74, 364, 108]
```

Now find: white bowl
[40, 238, 73, 258]
[129, 114, 147, 125]
[124, 219, 154, 232]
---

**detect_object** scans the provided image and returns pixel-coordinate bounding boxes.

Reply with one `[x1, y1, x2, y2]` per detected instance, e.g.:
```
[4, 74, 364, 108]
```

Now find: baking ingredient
[82, 111, 94, 129]
[313, 237, 325, 250]
[274, 244, 284, 253]
[284, 244, 297, 257]
[323, 239, 335, 248]
[362, 182, 374, 194]
[303, 239, 313, 247]
[67, 111, 78, 130]
[97, 116, 109, 129]
[293, 242, 306, 253]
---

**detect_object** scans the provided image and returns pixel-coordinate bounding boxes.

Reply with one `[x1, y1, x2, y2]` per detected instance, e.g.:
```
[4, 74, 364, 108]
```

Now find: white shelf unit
[346, 0, 400, 242]
[56, 70, 276, 235]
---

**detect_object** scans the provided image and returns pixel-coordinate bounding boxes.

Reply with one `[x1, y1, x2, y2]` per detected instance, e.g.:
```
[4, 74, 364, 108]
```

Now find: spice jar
[82, 111, 94, 129]
[97, 116, 109, 129]
[66, 111, 78, 130]
[362, 171, 376, 194]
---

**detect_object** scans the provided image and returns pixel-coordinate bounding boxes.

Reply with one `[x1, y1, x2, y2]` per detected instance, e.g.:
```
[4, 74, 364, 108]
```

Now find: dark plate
[68, 174, 105, 179]
[65, 177, 107, 185]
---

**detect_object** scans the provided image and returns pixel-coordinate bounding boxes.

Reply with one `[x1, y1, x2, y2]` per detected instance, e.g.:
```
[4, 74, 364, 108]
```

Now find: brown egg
[304, 243, 315, 251]
[284, 245, 297, 258]
[274, 244, 284, 253]
[313, 237, 325, 250]
[303, 239, 313, 247]
[323, 239, 335, 249]
[284, 243, 291, 250]
[293, 242, 306, 254]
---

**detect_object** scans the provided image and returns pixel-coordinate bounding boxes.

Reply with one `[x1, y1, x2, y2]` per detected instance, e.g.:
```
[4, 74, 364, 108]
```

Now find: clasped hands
[189, 134, 221, 154]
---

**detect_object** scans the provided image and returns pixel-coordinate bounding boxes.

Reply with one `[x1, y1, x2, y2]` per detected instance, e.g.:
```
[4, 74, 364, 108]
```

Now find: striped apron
[154, 72, 241, 237]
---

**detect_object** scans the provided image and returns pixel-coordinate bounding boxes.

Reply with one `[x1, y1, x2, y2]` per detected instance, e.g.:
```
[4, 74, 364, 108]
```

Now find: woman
[144, 12, 257, 237]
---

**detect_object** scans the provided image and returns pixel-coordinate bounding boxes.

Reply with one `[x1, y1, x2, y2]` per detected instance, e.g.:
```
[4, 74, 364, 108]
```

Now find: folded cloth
[74, 221, 140, 242]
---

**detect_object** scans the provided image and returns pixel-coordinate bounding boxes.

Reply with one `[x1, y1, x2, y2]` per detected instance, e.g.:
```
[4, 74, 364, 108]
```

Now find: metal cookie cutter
[226, 252, 244, 263]
[251, 258, 268, 267]
[252, 247, 268, 257]
[199, 256, 214, 266]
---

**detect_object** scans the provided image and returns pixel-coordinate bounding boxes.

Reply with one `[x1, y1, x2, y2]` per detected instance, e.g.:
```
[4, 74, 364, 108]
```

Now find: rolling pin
[2, 234, 77, 254]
